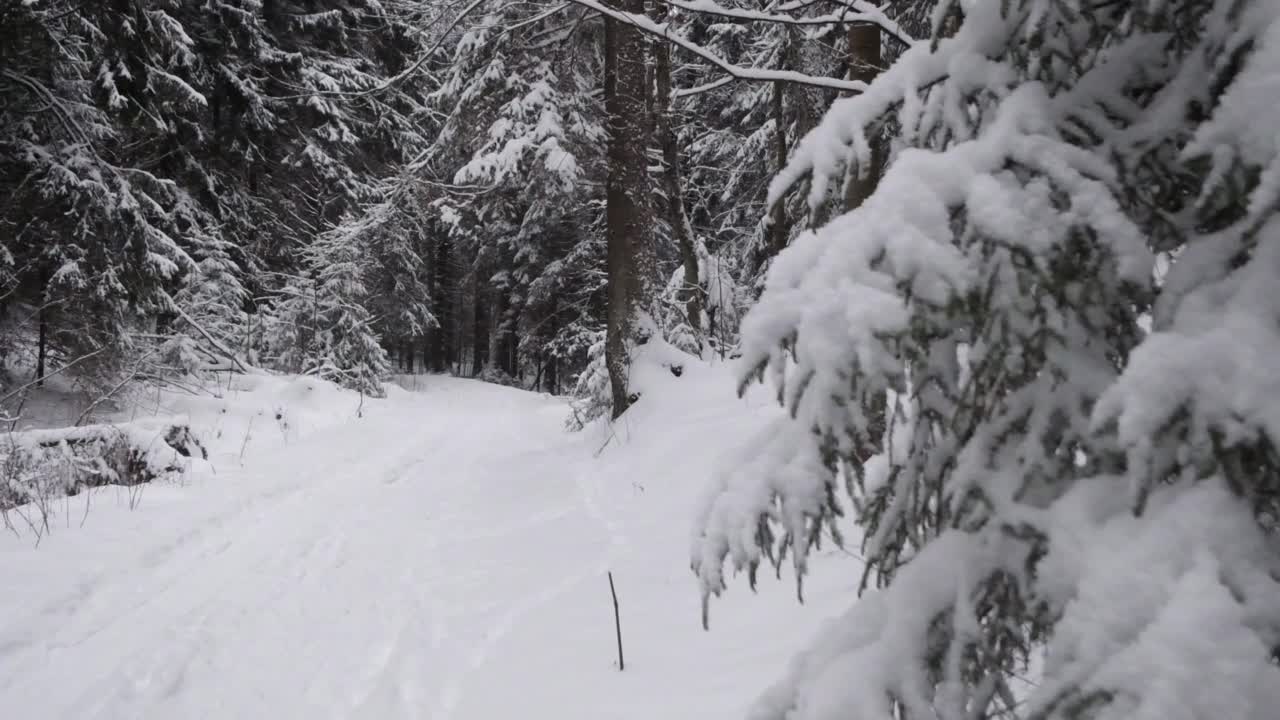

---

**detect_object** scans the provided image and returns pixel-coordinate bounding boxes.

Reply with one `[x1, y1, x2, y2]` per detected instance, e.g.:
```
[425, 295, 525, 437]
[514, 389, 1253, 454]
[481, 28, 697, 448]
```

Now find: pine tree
[261, 224, 389, 397]
[1, 1, 430, 389]
[694, 1, 1280, 718]
[603, 0, 657, 417]
[0, 1, 208, 385]
[405, 0, 610, 385]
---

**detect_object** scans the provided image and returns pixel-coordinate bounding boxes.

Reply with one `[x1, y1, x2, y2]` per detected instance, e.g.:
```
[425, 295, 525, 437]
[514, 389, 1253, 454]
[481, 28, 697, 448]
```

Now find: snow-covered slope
[0, 363, 847, 719]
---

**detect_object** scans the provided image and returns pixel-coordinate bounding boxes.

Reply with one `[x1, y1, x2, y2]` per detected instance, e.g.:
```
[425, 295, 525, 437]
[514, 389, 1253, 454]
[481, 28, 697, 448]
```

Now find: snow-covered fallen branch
[1, 419, 207, 511]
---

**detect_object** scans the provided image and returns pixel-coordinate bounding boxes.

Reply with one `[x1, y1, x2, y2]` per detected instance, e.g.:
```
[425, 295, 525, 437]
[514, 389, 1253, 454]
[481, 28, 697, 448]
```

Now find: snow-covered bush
[693, 2, 1280, 718]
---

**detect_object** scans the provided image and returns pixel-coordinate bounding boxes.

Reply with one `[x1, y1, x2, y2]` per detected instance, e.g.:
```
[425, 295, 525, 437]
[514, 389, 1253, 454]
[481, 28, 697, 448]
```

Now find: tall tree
[603, 0, 657, 417]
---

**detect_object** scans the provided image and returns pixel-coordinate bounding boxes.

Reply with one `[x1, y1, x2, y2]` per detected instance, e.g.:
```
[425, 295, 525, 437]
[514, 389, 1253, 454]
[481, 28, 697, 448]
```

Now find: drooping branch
[271, 0, 489, 101]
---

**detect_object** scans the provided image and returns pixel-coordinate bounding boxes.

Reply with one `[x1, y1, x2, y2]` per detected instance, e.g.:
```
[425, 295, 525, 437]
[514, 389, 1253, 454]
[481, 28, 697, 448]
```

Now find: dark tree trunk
[492, 294, 520, 378]
[490, 290, 508, 375]
[546, 301, 559, 394]
[36, 305, 47, 388]
[531, 356, 544, 393]
[844, 22, 887, 458]
[842, 22, 885, 214]
[753, 35, 797, 272]
[652, 9, 702, 340]
[767, 80, 790, 259]
[603, 0, 656, 419]
[433, 234, 453, 372]
[472, 283, 488, 376]
[425, 231, 440, 371]
[506, 332, 518, 377]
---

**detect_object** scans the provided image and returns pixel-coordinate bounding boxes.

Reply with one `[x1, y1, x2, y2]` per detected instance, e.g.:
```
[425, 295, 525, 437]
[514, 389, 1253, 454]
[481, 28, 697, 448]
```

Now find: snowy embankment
[0, 357, 848, 719]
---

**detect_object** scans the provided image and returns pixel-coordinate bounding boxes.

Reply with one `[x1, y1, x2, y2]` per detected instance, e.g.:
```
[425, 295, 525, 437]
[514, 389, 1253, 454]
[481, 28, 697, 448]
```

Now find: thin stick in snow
[608, 571, 625, 671]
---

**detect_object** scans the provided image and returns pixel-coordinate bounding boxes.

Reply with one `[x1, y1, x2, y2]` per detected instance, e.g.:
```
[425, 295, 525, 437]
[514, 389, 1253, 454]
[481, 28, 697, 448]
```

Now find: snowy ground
[0, 362, 851, 719]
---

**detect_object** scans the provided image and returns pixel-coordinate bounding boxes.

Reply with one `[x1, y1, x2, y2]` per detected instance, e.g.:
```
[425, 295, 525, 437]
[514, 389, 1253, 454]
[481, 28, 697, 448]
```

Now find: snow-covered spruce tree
[326, 184, 437, 372]
[669, 0, 931, 284]
[0, 1, 207, 382]
[261, 225, 389, 397]
[417, 2, 609, 384]
[2, 1, 430, 388]
[693, 2, 1280, 718]
[161, 237, 251, 373]
[190, 0, 430, 275]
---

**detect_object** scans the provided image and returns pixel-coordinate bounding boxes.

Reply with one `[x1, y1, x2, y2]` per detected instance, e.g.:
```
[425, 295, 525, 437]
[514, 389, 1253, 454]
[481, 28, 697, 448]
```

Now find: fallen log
[1, 419, 206, 510]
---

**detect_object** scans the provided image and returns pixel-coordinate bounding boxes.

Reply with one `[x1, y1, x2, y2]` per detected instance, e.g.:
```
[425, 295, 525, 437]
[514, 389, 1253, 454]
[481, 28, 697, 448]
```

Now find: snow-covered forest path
[0, 370, 847, 719]
[0, 380, 622, 718]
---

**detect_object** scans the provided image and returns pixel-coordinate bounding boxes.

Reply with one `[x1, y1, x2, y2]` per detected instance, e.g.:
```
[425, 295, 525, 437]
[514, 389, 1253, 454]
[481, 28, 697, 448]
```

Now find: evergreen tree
[404, 0, 610, 386]
[0, 1, 209, 384]
[1, 1, 430, 388]
[694, 1, 1280, 718]
[261, 223, 389, 397]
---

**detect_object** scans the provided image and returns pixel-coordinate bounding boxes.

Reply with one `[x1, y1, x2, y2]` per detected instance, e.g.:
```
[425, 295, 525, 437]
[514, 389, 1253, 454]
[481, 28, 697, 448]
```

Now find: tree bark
[433, 233, 453, 372]
[546, 300, 559, 393]
[841, 22, 884, 214]
[490, 289, 508, 374]
[603, 0, 656, 419]
[471, 282, 488, 376]
[652, 6, 702, 339]
[767, 79, 790, 259]
[36, 306, 47, 388]
[844, 21, 887, 458]
[752, 33, 797, 272]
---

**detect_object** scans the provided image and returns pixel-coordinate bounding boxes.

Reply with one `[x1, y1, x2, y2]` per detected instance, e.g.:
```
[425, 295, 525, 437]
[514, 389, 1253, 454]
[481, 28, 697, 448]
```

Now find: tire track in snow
[0, 418, 445, 714]
[429, 450, 631, 720]
[430, 559, 605, 720]
[2, 386, 592, 718]
[0, 434, 387, 661]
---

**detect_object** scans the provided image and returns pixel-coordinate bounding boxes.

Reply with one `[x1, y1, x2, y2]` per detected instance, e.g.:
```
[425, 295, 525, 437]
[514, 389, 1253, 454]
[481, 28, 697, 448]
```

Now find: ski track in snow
[1, 371, 848, 720]
[0, 381, 616, 720]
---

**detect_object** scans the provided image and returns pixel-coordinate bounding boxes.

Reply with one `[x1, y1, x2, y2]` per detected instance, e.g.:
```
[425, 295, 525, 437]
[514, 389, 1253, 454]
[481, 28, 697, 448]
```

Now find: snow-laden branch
[565, 0, 868, 94]
[765, 19, 979, 209]
[160, 290, 251, 373]
[660, 0, 913, 46]
[271, 0, 488, 101]
[673, 75, 735, 99]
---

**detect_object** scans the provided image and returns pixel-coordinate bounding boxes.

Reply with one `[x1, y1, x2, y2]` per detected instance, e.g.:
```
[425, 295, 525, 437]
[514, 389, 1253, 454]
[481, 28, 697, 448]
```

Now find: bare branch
[566, 0, 868, 94]
[0, 347, 107, 407]
[658, 0, 914, 46]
